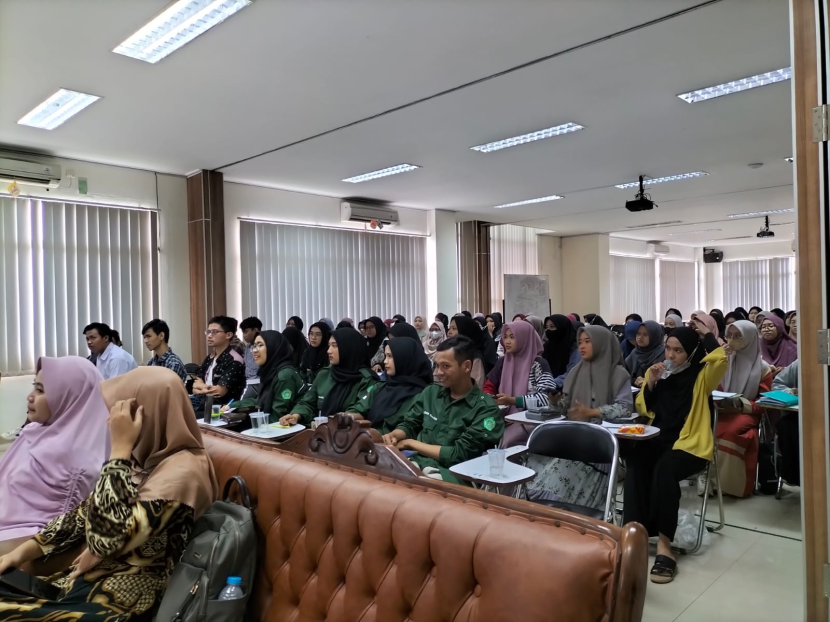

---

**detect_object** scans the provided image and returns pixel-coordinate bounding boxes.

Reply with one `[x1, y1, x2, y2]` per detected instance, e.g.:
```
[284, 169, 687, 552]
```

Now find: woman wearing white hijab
[713, 320, 773, 497]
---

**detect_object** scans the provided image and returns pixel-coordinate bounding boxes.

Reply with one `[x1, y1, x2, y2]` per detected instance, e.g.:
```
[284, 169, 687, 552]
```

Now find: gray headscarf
[319, 317, 335, 330]
[722, 320, 766, 401]
[625, 320, 666, 378]
[563, 326, 631, 407]
[525, 315, 546, 341]
[664, 314, 683, 330]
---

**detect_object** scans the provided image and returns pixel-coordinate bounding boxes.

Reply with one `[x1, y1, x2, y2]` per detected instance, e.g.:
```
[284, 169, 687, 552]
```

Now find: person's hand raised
[108, 399, 143, 459]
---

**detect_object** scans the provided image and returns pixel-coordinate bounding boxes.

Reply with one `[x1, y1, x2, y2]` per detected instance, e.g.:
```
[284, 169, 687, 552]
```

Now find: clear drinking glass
[487, 448, 506, 477]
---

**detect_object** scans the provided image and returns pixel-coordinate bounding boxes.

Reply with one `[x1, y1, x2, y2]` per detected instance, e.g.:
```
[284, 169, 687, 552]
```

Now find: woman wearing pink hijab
[691, 310, 725, 346]
[483, 320, 556, 446]
[0, 356, 109, 555]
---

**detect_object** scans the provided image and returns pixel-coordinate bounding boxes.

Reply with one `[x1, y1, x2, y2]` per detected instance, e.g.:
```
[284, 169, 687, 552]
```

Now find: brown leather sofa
[202, 423, 648, 622]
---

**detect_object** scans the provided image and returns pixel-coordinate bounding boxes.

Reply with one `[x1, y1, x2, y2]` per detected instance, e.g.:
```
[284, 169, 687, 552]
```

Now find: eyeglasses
[251, 342, 265, 351]
[204, 329, 226, 336]
[760, 323, 776, 332]
[725, 334, 742, 340]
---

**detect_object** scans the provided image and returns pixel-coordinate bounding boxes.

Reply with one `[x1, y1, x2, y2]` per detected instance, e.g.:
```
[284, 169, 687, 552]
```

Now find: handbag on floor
[154, 476, 257, 622]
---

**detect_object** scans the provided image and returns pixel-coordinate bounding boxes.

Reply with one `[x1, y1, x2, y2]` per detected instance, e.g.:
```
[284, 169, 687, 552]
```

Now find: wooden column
[187, 170, 226, 363]
[792, 0, 829, 619]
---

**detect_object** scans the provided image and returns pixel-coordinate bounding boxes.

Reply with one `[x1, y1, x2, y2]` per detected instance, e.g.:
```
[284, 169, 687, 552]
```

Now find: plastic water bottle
[217, 576, 244, 601]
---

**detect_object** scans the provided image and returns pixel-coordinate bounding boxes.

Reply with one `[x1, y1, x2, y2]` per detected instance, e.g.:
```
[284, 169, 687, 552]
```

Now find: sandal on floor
[650, 554, 677, 584]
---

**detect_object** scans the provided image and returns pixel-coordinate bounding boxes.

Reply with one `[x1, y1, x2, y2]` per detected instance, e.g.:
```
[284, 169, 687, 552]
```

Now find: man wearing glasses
[191, 315, 246, 413]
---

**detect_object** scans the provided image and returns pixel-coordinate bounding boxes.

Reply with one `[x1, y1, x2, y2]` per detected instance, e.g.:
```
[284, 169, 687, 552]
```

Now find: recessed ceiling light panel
[18, 89, 101, 130]
[624, 220, 683, 230]
[728, 208, 795, 218]
[677, 67, 792, 103]
[342, 163, 421, 183]
[494, 195, 563, 208]
[667, 228, 722, 236]
[615, 172, 708, 189]
[470, 122, 584, 153]
[114, 0, 253, 64]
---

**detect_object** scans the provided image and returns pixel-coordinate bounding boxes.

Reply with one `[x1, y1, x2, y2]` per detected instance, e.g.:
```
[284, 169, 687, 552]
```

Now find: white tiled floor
[641, 486, 803, 622]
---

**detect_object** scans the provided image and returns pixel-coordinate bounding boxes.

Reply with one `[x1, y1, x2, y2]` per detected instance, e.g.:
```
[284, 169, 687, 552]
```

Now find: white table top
[449, 451, 536, 486]
[505, 411, 564, 425]
[201, 418, 228, 428]
[241, 423, 305, 439]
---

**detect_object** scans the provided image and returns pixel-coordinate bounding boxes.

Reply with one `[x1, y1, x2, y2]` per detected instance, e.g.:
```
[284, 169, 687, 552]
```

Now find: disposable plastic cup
[312, 416, 327, 430]
[250, 412, 268, 435]
[487, 448, 506, 477]
[211, 405, 222, 424]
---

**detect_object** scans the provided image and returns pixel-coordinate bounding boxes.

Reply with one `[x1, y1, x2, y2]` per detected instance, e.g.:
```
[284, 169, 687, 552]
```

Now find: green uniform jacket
[232, 367, 304, 423]
[350, 383, 423, 436]
[396, 383, 503, 485]
[293, 367, 378, 424]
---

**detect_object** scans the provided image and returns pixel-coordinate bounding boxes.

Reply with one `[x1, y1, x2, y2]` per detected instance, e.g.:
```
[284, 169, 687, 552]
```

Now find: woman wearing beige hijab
[0, 367, 217, 621]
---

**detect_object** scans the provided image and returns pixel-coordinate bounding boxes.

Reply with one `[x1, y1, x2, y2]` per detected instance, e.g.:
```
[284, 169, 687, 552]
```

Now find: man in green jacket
[382, 336, 503, 484]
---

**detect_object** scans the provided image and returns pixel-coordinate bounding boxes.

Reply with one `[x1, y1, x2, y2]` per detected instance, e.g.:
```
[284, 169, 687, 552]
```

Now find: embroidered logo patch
[483, 417, 495, 431]
[281, 389, 292, 400]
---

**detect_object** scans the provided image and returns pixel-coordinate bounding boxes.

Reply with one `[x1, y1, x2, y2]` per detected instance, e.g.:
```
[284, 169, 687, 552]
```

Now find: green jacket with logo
[350, 383, 423, 436]
[292, 367, 379, 424]
[396, 383, 503, 485]
[231, 367, 304, 423]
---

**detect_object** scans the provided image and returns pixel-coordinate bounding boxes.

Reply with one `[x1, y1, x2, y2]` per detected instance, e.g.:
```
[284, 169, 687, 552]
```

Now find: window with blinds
[0, 197, 158, 374]
[489, 224, 540, 313]
[722, 257, 796, 312]
[659, 260, 697, 318]
[610, 255, 656, 323]
[240, 220, 427, 329]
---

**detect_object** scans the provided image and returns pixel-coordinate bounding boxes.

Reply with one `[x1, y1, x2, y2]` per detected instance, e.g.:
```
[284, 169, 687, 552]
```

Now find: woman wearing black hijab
[281, 326, 308, 370]
[708, 309, 726, 338]
[434, 313, 449, 333]
[733, 307, 750, 321]
[450, 315, 498, 375]
[286, 316, 304, 334]
[584, 313, 609, 328]
[543, 315, 579, 392]
[624, 322, 727, 584]
[485, 313, 503, 345]
[364, 316, 388, 370]
[300, 321, 331, 385]
[392, 314, 407, 325]
[282, 328, 379, 425]
[348, 337, 433, 434]
[232, 330, 304, 422]
[388, 322, 421, 342]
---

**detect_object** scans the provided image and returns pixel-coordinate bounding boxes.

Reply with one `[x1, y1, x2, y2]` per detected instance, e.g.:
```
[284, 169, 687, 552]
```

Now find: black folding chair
[526, 421, 619, 522]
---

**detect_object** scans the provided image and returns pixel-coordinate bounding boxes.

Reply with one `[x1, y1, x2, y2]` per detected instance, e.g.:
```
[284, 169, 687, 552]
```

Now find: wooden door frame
[792, 0, 829, 619]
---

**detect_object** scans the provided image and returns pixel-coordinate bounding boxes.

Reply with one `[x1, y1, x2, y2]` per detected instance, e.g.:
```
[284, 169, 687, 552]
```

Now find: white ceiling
[0, 0, 793, 247]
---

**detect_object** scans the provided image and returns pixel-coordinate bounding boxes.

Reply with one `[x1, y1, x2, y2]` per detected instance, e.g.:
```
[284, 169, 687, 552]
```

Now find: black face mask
[545, 329, 557, 340]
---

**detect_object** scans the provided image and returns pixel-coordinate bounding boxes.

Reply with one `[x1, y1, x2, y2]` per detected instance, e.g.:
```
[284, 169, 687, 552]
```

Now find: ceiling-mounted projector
[757, 215, 775, 238]
[625, 176, 657, 212]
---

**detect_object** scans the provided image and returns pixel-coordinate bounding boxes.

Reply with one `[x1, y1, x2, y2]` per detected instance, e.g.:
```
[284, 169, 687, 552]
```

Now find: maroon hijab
[759, 315, 798, 367]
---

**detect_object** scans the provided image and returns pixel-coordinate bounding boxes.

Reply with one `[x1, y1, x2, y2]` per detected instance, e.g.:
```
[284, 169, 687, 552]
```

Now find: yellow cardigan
[635, 346, 728, 461]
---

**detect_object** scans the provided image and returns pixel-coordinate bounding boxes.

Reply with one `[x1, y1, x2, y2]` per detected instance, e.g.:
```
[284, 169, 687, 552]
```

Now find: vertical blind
[722, 257, 796, 312]
[659, 260, 697, 318]
[610, 255, 656, 323]
[240, 220, 427, 329]
[0, 196, 158, 374]
[489, 224, 540, 313]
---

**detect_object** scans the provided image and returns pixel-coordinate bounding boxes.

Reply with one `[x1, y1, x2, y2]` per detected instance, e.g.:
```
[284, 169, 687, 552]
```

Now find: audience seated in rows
[0, 367, 217, 619]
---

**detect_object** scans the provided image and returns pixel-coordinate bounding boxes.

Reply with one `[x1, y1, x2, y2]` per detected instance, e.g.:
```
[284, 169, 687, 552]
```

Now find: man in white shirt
[84, 322, 137, 380]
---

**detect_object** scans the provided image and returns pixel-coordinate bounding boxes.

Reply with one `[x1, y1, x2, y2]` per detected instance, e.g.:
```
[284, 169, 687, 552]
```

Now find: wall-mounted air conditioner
[648, 242, 670, 256]
[341, 201, 399, 227]
[0, 157, 61, 189]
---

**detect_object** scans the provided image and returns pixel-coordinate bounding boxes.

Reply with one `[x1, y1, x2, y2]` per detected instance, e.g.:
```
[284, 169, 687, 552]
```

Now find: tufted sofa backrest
[203, 429, 647, 622]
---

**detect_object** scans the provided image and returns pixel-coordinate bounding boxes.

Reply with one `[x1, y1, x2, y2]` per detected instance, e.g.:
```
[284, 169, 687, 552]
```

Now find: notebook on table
[757, 390, 799, 408]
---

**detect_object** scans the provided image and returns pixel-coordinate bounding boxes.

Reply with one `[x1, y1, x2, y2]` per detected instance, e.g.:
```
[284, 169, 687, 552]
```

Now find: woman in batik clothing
[0, 367, 217, 620]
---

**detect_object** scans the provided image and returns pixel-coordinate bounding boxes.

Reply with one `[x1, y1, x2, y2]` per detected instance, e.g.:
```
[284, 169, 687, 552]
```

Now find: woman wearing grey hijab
[626, 321, 666, 387]
[524, 326, 633, 511]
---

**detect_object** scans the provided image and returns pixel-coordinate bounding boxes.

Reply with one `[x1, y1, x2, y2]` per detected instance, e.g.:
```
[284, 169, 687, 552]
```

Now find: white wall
[537, 234, 563, 313]
[433, 210, 459, 317]
[223, 182, 436, 322]
[0, 153, 191, 362]
[716, 239, 796, 260]
[561, 234, 611, 318]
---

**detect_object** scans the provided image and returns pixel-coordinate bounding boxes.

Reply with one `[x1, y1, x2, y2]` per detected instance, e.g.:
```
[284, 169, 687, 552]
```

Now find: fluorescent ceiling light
[677, 67, 792, 103]
[342, 163, 421, 183]
[785, 157, 794, 163]
[494, 195, 563, 208]
[615, 172, 709, 189]
[470, 122, 584, 153]
[625, 220, 683, 230]
[728, 208, 795, 218]
[114, 0, 252, 64]
[18, 89, 100, 130]
[667, 228, 721, 236]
